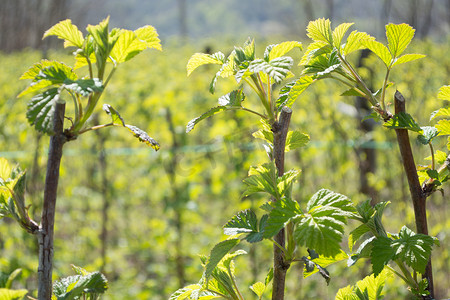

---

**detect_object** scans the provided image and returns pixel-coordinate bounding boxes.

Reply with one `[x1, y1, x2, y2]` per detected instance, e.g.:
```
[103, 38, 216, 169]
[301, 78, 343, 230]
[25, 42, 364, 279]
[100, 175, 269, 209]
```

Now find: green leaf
[430, 107, 450, 120]
[383, 111, 422, 132]
[348, 236, 376, 267]
[134, 25, 161, 51]
[103, 104, 160, 150]
[0, 288, 28, 300]
[266, 41, 302, 61]
[250, 282, 265, 299]
[386, 23, 415, 58]
[205, 239, 240, 278]
[392, 54, 426, 67]
[223, 210, 266, 243]
[264, 197, 302, 238]
[125, 125, 160, 150]
[371, 237, 394, 276]
[169, 284, 203, 300]
[361, 40, 392, 67]
[86, 17, 111, 57]
[307, 18, 333, 45]
[186, 106, 228, 133]
[63, 78, 103, 97]
[342, 31, 374, 56]
[295, 189, 353, 257]
[276, 76, 314, 108]
[285, 130, 309, 151]
[242, 162, 277, 198]
[393, 226, 435, 274]
[187, 52, 225, 76]
[437, 85, 450, 101]
[332, 23, 353, 49]
[348, 224, 371, 252]
[417, 126, 439, 145]
[435, 119, 450, 136]
[303, 250, 348, 279]
[53, 271, 108, 300]
[26, 88, 61, 134]
[335, 285, 358, 300]
[43, 19, 84, 48]
[248, 57, 293, 83]
[218, 89, 244, 107]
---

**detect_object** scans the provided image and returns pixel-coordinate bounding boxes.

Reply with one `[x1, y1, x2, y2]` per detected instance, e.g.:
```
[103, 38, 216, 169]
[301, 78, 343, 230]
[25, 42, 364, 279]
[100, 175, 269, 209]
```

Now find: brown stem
[37, 102, 67, 300]
[393, 91, 433, 299]
[271, 106, 292, 300]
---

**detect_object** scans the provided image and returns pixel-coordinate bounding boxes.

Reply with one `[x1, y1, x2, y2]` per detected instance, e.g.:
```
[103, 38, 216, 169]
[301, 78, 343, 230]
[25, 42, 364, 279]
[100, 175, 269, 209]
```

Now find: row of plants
[0, 17, 449, 299]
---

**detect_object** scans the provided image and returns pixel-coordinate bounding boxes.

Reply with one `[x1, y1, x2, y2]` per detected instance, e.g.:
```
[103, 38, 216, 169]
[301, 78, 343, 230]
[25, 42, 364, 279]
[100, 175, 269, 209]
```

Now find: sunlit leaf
[187, 52, 225, 76]
[276, 76, 314, 109]
[0, 288, 28, 300]
[430, 107, 450, 120]
[285, 130, 309, 151]
[342, 31, 374, 56]
[169, 284, 202, 300]
[250, 282, 266, 298]
[386, 23, 415, 58]
[134, 25, 161, 51]
[263, 197, 302, 238]
[43, 19, 84, 48]
[303, 250, 348, 278]
[436, 119, 450, 136]
[248, 57, 293, 83]
[361, 39, 392, 67]
[103, 104, 125, 126]
[437, 85, 450, 101]
[392, 53, 426, 67]
[266, 41, 302, 61]
[186, 106, 227, 133]
[242, 162, 278, 199]
[307, 18, 333, 45]
[223, 210, 266, 243]
[348, 224, 371, 252]
[295, 189, 353, 257]
[205, 239, 240, 278]
[125, 125, 160, 150]
[332, 23, 353, 49]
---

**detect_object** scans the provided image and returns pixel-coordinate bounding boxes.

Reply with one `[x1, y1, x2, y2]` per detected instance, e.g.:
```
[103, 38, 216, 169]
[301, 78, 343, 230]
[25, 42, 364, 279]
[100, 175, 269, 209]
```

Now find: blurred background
[0, 0, 449, 299]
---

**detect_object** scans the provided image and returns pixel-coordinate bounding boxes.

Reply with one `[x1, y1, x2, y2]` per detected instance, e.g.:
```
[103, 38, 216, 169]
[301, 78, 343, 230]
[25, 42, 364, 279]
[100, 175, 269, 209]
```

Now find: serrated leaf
[243, 162, 278, 199]
[384, 111, 422, 132]
[0, 288, 28, 300]
[435, 119, 450, 136]
[248, 57, 293, 83]
[169, 284, 202, 300]
[86, 17, 111, 57]
[303, 250, 348, 278]
[299, 41, 331, 65]
[252, 128, 273, 144]
[386, 23, 415, 58]
[223, 210, 265, 243]
[361, 40, 392, 67]
[307, 18, 333, 45]
[64, 78, 103, 97]
[335, 285, 358, 300]
[437, 85, 450, 101]
[266, 41, 302, 61]
[276, 76, 314, 108]
[392, 226, 434, 274]
[205, 239, 240, 278]
[348, 224, 371, 252]
[250, 282, 265, 298]
[103, 104, 125, 126]
[134, 25, 161, 51]
[218, 89, 244, 106]
[430, 107, 450, 120]
[348, 236, 376, 267]
[125, 125, 160, 150]
[26, 88, 60, 134]
[263, 197, 302, 238]
[295, 189, 353, 257]
[187, 52, 225, 76]
[392, 53, 425, 67]
[186, 106, 228, 133]
[332, 23, 353, 49]
[417, 126, 439, 145]
[285, 130, 309, 151]
[43, 19, 84, 48]
[371, 237, 394, 276]
[342, 31, 374, 56]
[341, 88, 364, 97]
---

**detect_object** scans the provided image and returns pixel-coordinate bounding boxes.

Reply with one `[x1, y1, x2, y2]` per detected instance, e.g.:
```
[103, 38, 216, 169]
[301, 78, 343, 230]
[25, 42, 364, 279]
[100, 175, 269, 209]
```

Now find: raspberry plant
[2, 17, 161, 300]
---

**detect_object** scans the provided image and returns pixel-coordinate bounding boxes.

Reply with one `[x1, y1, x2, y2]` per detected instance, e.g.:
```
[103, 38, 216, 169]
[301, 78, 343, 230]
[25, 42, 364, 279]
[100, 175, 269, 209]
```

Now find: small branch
[392, 91, 434, 299]
[78, 123, 115, 135]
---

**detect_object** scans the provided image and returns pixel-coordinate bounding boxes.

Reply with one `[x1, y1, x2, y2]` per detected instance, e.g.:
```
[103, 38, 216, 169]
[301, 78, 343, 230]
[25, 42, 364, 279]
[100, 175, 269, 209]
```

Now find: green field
[1, 34, 449, 299]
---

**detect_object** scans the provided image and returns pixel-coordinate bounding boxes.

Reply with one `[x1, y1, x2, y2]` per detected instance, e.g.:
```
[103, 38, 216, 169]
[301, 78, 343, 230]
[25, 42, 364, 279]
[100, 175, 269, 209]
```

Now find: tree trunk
[271, 107, 292, 300]
[393, 91, 433, 299]
[37, 102, 66, 300]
